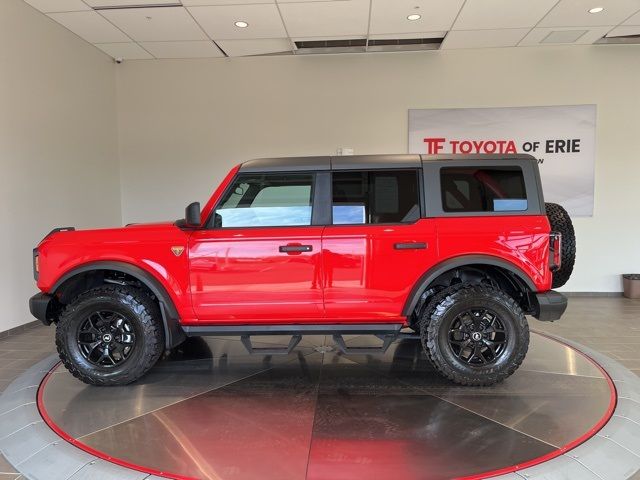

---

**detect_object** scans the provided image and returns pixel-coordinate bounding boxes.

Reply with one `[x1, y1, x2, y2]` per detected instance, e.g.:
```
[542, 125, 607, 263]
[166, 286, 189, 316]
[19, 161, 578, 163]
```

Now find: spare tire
[545, 202, 576, 288]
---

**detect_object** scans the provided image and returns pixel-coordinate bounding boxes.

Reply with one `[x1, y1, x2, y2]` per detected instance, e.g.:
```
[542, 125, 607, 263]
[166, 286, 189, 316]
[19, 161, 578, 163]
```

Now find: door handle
[394, 242, 427, 250]
[279, 244, 313, 254]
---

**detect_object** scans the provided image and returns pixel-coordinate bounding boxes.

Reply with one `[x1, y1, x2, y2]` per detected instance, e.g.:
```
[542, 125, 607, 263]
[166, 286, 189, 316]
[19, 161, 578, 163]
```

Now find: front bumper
[29, 293, 54, 325]
[534, 290, 567, 322]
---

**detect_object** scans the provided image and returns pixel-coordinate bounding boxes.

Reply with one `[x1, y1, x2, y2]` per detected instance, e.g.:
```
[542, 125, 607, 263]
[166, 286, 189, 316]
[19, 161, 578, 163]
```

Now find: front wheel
[420, 284, 529, 386]
[56, 285, 165, 386]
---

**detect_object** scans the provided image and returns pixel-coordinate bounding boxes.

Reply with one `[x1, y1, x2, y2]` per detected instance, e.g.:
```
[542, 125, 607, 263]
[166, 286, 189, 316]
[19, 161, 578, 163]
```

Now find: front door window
[216, 174, 314, 227]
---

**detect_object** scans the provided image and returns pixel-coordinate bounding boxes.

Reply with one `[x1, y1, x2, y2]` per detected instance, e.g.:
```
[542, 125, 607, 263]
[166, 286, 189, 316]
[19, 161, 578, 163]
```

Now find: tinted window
[216, 174, 313, 227]
[440, 167, 527, 213]
[332, 170, 420, 224]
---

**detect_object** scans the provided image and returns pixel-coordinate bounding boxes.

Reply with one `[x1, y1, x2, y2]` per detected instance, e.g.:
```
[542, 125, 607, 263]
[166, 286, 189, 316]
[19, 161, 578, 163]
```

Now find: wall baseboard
[0, 320, 42, 340]
[563, 292, 624, 297]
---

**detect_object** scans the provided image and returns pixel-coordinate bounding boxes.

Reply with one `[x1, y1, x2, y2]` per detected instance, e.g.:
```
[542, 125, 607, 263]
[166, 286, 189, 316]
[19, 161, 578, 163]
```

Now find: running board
[240, 334, 301, 355]
[183, 323, 403, 336]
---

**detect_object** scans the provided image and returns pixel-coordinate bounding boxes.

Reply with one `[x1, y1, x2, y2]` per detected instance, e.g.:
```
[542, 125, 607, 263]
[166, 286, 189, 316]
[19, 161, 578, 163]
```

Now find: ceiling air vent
[294, 39, 367, 55]
[91, 3, 182, 10]
[367, 37, 443, 52]
[294, 37, 443, 55]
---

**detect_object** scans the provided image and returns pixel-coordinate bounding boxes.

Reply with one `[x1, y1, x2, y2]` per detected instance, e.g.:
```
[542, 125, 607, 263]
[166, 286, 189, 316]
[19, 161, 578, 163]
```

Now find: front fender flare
[52, 261, 186, 350]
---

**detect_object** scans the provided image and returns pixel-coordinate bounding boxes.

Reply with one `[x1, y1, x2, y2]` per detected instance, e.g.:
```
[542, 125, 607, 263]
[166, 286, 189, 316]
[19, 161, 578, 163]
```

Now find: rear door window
[440, 167, 527, 213]
[332, 170, 420, 224]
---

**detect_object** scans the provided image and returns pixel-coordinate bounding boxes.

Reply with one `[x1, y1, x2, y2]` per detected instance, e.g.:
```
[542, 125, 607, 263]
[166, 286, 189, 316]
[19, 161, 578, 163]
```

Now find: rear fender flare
[402, 255, 537, 317]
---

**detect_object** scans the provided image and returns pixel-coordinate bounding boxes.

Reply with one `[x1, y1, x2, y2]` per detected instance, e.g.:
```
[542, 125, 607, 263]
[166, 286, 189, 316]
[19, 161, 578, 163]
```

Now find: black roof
[239, 154, 536, 172]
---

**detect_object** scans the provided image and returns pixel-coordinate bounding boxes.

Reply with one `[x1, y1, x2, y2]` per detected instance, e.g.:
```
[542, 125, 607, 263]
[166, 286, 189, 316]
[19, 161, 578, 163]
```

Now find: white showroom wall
[0, 0, 121, 332]
[116, 45, 640, 293]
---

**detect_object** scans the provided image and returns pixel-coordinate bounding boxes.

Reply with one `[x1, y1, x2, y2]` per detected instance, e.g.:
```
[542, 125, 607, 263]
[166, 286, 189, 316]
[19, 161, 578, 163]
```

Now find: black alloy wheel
[77, 311, 136, 367]
[447, 308, 507, 366]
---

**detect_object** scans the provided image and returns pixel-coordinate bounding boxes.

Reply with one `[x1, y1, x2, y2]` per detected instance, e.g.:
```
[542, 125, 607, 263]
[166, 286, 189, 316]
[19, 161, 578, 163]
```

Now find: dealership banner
[408, 105, 596, 216]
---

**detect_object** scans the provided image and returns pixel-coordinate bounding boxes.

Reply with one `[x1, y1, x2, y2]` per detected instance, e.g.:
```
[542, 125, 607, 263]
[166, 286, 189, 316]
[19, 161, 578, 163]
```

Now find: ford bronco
[29, 154, 575, 386]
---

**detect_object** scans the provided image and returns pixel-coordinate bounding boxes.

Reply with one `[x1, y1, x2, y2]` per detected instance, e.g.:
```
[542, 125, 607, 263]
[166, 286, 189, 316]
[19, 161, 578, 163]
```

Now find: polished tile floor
[0, 296, 638, 480]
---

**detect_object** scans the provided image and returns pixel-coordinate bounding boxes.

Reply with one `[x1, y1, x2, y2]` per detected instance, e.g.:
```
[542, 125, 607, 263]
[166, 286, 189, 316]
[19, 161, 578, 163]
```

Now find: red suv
[29, 154, 575, 386]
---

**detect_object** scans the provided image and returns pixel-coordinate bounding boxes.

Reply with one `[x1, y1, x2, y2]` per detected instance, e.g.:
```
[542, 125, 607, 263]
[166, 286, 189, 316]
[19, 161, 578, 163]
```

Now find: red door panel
[189, 227, 325, 323]
[322, 220, 438, 322]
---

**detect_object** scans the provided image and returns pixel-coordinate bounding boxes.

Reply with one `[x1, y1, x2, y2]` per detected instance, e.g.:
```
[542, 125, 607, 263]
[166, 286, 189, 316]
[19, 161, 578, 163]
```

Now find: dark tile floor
[535, 296, 640, 377]
[0, 296, 638, 480]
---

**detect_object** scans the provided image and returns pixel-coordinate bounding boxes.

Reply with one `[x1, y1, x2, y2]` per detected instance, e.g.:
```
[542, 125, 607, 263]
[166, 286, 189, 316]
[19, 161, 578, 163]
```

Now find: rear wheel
[420, 284, 529, 386]
[56, 285, 164, 386]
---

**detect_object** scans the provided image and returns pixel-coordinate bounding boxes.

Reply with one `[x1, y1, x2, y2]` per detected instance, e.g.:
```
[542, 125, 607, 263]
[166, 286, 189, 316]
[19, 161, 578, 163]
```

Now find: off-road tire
[545, 202, 576, 288]
[56, 285, 164, 386]
[420, 284, 529, 386]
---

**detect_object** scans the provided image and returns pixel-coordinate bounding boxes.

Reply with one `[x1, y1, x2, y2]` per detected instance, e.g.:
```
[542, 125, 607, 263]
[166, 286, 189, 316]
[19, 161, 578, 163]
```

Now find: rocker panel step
[182, 323, 403, 337]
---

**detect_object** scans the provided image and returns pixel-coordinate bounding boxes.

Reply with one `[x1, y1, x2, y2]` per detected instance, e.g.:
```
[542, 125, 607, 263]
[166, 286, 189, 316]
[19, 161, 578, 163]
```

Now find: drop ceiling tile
[100, 6, 207, 41]
[47, 11, 130, 43]
[188, 4, 286, 39]
[216, 38, 291, 56]
[540, 0, 640, 28]
[94, 42, 153, 59]
[442, 28, 530, 49]
[370, 0, 464, 34]
[23, 0, 90, 13]
[607, 25, 640, 36]
[622, 10, 640, 24]
[139, 40, 225, 57]
[519, 26, 614, 45]
[279, 0, 370, 38]
[453, 0, 557, 30]
[84, 0, 180, 6]
[184, 0, 274, 4]
[369, 31, 447, 40]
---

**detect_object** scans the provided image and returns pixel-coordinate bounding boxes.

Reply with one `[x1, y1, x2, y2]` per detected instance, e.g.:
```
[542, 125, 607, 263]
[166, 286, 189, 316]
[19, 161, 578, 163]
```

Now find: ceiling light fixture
[407, 14, 421, 21]
[588, 7, 604, 13]
[234, 21, 249, 28]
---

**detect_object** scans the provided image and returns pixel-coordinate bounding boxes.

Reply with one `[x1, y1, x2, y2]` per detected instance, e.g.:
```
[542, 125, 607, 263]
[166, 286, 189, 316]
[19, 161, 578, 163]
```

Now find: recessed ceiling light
[407, 14, 421, 21]
[234, 21, 249, 28]
[588, 7, 604, 13]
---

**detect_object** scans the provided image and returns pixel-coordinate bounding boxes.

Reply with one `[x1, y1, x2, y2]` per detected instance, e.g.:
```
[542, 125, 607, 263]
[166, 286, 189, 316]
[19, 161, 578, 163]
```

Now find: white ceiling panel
[95, 42, 153, 59]
[140, 40, 225, 57]
[184, 0, 274, 4]
[279, 0, 370, 38]
[540, 0, 640, 27]
[622, 10, 640, 24]
[442, 28, 529, 49]
[23, 0, 90, 13]
[369, 31, 447, 40]
[520, 26, 614, 45]
[370, 0, 464, 34]
[453, 0, 557, 30]
[216, 38, 291, 56]
[48, 11, 131, 43]
[100, 6, 207, 41]
[188, 4, 286, 40]
[607, 25, 640, 36]
[84, 0, 180, 6]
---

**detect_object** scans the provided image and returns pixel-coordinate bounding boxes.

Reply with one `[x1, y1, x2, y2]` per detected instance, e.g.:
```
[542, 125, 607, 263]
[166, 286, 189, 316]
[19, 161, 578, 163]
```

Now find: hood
[38, 221, 182, 247]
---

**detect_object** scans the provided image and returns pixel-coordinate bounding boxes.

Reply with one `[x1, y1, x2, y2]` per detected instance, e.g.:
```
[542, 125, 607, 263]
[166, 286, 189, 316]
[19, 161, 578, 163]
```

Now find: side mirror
[214, 213, 222, 228]
[185, 202, 201, 227]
